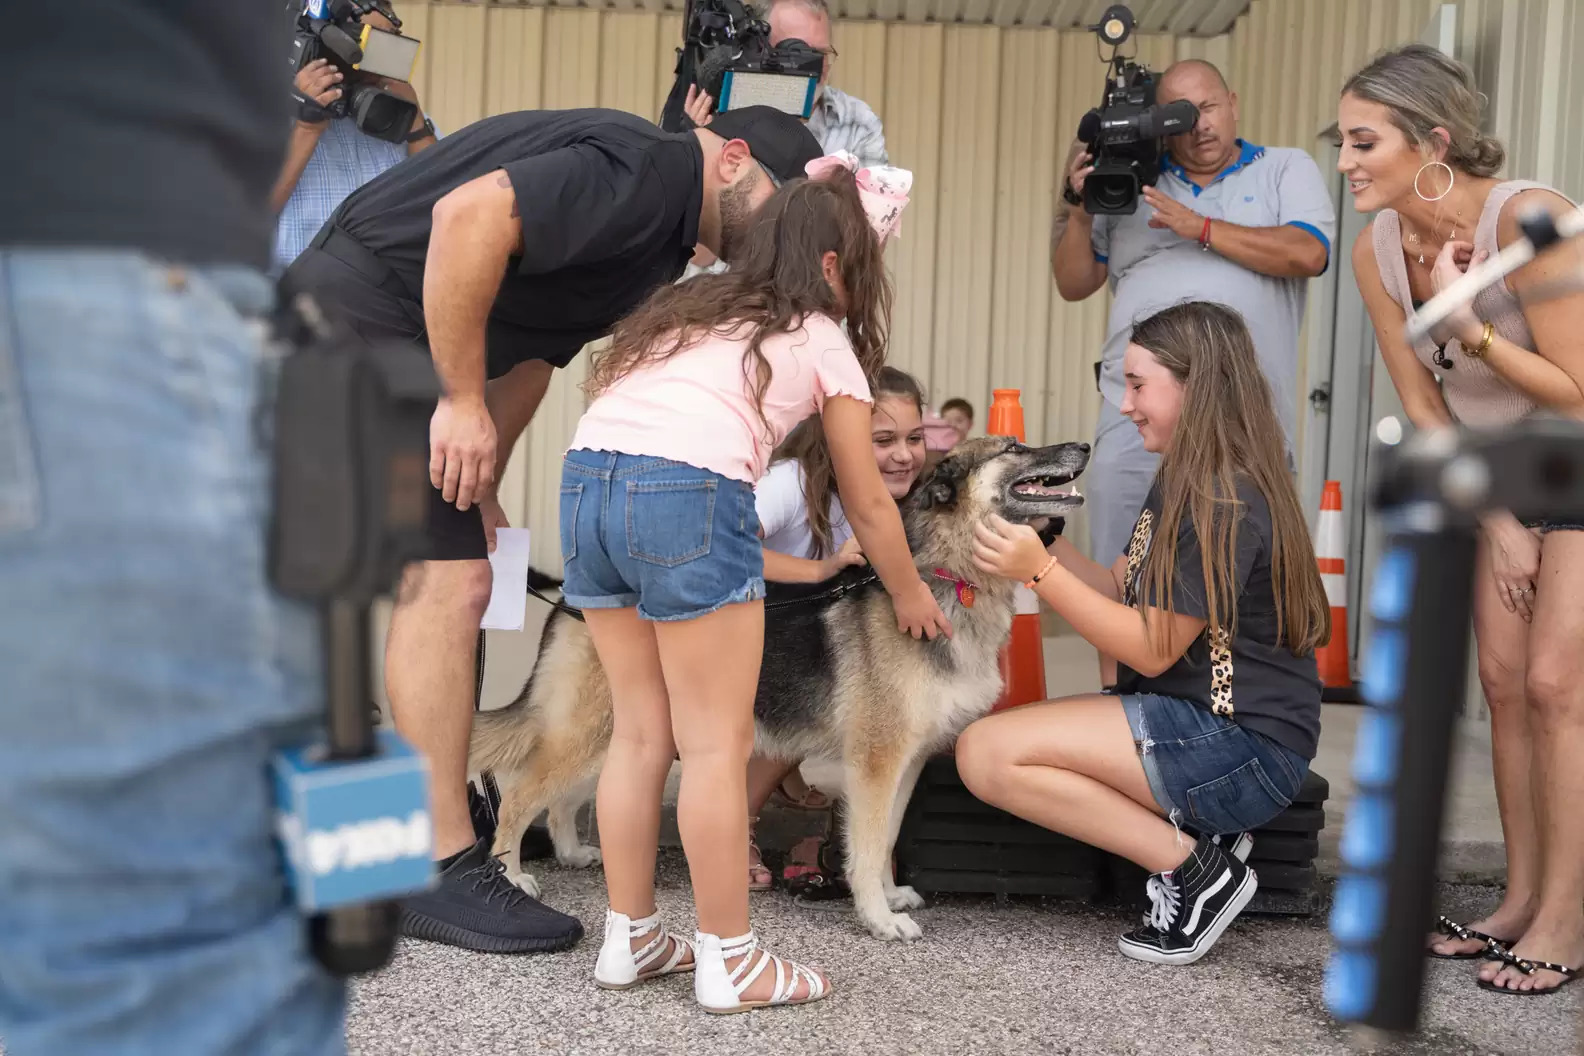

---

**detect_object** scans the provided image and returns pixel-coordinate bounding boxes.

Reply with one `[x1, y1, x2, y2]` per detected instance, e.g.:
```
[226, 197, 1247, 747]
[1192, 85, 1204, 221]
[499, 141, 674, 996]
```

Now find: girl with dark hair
[559, 160, 949, 1013]
[956, 300, 1328, 967]
[744, 365, 928, 888]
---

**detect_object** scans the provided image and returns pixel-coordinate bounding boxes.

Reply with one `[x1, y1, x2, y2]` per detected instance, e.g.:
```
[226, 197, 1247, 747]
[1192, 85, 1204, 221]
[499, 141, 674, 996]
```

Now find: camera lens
[1090, 172, 1136, 213]
[348, 86, 417, 143]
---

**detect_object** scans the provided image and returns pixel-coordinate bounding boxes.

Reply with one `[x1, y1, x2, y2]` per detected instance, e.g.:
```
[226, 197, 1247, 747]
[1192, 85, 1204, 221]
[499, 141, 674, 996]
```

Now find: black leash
[526, 568, 882, 623]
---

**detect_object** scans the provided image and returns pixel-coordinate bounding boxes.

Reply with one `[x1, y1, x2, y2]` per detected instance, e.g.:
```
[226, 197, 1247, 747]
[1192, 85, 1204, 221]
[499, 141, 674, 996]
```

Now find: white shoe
[693, 930, 829, 1014]
[592, 909, 695, 990]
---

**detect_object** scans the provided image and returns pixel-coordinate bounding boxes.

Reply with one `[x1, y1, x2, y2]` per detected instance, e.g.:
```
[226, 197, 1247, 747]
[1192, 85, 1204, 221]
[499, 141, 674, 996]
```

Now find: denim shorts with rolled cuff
[1116, 691, 1310, 836]
[559, 448, 766, 622]
[1523, 518, 1584, 534]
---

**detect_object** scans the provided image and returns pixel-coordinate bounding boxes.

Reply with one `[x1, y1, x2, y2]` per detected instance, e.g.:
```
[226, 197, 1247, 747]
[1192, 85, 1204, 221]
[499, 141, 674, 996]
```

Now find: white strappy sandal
[593, 909, 696, 990]
[693, 930, 829, 1014]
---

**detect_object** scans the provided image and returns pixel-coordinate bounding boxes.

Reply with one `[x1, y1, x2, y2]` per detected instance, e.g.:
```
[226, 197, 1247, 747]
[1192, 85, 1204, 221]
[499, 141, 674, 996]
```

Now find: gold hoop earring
[1414, 160, 1454, 202]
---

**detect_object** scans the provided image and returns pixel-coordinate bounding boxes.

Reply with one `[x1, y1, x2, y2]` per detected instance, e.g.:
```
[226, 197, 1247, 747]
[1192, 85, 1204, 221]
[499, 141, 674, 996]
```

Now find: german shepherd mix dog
[470, 436, 1089, 941]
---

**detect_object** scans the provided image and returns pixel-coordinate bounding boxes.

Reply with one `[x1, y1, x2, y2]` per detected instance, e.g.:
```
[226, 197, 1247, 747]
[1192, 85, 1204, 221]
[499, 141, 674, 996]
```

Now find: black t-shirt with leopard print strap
[1113, 478, 1323, 760]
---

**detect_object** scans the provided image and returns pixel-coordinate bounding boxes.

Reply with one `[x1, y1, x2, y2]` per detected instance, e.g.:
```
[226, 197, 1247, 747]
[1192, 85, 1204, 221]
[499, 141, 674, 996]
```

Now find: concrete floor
[333, 627, 1570, 1056]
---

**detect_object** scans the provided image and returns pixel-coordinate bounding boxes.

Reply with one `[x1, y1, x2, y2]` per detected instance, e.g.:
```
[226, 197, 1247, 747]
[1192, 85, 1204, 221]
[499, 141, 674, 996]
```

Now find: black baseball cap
[705, 105, 823, 186]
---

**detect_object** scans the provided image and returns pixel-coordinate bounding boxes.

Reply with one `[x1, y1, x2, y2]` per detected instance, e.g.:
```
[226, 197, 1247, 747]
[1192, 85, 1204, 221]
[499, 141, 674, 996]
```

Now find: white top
[755, 459, 852, 559]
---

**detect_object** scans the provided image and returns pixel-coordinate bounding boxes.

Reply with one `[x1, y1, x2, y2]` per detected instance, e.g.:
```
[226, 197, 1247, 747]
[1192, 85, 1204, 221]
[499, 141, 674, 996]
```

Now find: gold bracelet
[1468, 320, 1495, 359]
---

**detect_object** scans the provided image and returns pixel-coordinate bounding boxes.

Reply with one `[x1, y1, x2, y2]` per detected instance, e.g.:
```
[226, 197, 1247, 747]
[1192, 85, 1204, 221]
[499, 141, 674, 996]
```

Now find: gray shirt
[1091, 141, 1336, 449]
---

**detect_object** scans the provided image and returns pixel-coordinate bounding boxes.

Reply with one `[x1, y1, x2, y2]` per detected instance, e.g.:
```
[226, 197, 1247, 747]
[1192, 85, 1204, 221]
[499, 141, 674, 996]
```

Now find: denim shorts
[560, 448, 765, 621]
[1118, 692, 1309, 835]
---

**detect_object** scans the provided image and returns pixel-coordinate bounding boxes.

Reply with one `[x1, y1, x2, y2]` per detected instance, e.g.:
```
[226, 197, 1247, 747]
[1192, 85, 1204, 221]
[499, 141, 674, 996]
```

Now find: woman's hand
[890, 579, 953, 640]
[1482, 512, 1540, 622]
[971, 514, 1051, 582]
[1430, 240, 1489, 348]
[817, 537, 867, 580]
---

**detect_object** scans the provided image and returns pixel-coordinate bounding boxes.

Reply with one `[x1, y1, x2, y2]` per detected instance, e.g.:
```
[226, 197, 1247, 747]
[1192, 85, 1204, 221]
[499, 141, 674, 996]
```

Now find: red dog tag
[956, 582, 975, 608]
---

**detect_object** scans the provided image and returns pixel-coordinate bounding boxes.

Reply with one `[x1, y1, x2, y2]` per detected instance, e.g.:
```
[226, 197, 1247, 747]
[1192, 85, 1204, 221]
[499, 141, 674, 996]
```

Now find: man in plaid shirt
[270, 4, 437, 276]
[681, 0, 886, 278]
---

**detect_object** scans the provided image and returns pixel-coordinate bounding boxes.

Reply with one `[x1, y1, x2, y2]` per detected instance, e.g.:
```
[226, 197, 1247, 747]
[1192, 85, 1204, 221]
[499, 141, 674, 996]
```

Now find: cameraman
[270, 2, 437, 276]
[1052, 59, 1334, 607]
[682, 0, 885, 276]
[1, 5, 346, 1055]
[280, 104, 821, 954]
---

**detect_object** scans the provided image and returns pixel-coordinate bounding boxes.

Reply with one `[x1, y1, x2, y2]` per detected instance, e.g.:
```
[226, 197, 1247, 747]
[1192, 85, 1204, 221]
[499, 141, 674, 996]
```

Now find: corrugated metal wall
[395, 0, 1581, 570]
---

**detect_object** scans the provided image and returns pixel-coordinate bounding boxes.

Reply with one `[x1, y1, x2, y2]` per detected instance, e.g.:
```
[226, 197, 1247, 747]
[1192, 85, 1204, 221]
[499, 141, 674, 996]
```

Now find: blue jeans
[0, 250, 345, 1055]
[1119, 692, 1309, 836]
[559, 449, 765, 621]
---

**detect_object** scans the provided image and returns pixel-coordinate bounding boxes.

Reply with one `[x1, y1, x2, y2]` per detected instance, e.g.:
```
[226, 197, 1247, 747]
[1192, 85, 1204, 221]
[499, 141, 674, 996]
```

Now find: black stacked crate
[895, 755, 1104, 901]
[894, 755, 1329, 917]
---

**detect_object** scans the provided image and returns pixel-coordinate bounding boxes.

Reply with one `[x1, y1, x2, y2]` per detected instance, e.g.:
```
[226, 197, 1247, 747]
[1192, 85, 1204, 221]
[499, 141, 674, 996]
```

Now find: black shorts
[281, 243, 490, 563]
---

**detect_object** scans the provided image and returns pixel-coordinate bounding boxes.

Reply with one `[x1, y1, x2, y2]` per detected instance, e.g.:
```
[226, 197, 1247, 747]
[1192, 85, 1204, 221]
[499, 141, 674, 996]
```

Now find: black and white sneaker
[400, 837, 585, 954]
[1214, 831, 1254, 862]
[1118, 836, 1256, 965]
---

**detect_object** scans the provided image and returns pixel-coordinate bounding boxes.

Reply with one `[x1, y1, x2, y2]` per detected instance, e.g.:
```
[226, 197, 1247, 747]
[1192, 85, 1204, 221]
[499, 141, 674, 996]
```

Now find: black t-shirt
[325, 108, 704, 379]
[0, 2, 290, 270]
[1114, 478, 1323, 759]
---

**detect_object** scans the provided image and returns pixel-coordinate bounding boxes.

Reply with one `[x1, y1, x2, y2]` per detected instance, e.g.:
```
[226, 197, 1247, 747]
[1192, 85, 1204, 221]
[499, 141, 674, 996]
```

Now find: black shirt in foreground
[323, 108, 705, 379]
[0, 1, 290, 270]
[1114, 478, 1324, 760]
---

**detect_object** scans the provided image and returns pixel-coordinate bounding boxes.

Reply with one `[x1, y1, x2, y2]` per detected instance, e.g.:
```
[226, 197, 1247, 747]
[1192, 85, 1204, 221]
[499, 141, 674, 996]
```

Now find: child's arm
[762, 545, 865, 584]
[973, 514, 1203, 676]
[1044, 535, 1125, 602]
[823, 395, 952, 640]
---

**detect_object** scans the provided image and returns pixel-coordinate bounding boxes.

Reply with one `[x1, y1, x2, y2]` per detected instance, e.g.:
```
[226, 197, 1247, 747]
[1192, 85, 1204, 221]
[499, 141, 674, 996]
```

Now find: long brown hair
[585, 171, 893, 444]
[773, 366, 924, 557]
[1129, 301, 1330, 656]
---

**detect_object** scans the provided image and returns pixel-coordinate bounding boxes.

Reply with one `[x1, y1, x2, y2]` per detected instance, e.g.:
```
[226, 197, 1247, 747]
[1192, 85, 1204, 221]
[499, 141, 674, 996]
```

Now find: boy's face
[942, 407, 972, 438]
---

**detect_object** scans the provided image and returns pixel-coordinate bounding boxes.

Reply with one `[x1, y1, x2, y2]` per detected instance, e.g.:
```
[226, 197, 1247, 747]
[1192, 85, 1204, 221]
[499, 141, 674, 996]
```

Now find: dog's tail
[527, 568, 563, 593]
[467, 575, 564, 776]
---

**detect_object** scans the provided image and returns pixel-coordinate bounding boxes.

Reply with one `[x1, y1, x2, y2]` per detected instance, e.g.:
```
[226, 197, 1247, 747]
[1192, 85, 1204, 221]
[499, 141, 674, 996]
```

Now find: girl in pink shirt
[563, 165, 948, 1014]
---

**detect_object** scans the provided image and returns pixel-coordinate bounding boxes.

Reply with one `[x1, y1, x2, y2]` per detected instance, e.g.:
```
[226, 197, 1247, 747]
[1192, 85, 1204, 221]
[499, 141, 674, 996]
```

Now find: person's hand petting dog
[972, 513, 1053, 582]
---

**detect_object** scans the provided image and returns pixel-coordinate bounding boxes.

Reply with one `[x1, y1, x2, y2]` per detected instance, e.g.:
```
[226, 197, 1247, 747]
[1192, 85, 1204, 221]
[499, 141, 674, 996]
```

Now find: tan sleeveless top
[1372, 179, 1577, 428]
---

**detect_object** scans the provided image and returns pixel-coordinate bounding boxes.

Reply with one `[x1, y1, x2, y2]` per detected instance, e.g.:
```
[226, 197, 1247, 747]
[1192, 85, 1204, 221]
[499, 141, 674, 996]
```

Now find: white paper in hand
[480, 527, 531, 631]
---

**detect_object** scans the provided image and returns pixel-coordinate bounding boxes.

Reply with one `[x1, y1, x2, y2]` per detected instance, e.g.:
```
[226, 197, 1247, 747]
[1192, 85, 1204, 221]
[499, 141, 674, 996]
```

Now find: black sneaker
[1118, 836, 1256, 965]
[400, 837, 584, 954]
[1213, 831, 1254, 862]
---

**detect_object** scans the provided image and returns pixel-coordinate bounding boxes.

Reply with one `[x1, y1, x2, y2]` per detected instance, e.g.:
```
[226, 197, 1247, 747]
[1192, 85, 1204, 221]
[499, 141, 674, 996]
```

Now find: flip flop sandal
[748, 821, 774, 892]
[1428, 915, 1513, 961]
[770, 784, 835, 811]
[1477, 946, 1580, 996]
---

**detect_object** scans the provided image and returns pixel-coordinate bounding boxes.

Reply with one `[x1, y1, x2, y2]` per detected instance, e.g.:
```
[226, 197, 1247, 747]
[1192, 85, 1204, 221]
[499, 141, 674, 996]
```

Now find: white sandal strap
[706, 930, 820, 1004]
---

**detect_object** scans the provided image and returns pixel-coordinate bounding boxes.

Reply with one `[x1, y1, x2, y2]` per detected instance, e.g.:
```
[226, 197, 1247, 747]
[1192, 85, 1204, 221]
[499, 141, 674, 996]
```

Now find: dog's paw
[865, 911, 923, 943]
[885, 885, 925, 912]
[557, 844, 602, 869]
[505, 870, 543, 898]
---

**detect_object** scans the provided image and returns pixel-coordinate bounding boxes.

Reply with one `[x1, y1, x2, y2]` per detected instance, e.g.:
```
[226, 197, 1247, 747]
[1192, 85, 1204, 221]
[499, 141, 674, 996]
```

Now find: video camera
[659, 0, 826, 132]
[1071, 5, 1198, 215]
[289, 0, 423, 144]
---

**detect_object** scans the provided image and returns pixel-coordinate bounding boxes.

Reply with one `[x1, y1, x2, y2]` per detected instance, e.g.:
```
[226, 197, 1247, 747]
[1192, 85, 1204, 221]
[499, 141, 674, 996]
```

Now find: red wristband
[1199, 216, 1213, 248]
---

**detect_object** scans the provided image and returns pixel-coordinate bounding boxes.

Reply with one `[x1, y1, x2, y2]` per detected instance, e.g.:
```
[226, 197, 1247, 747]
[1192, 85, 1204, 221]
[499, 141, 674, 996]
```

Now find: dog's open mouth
[1011, 475, 1080, 499]
[1006, 466, 1085, 513]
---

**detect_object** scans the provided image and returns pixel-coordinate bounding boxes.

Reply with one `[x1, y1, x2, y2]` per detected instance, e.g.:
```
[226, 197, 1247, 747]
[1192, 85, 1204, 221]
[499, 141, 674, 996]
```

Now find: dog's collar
[931, 568, 978, 608]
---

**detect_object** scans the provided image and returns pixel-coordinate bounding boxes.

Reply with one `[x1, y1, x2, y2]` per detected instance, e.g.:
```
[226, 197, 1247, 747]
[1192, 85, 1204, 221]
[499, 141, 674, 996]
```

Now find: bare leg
[1432, 535, 1538, 955]
[955, 695, 1191, 872]
[660, 600, 824, 1002]
[584, 607, 674, 930]
[747, 755, 799, 816]
[385, 560, 493, 859]
[1484, 530, 1584, 992]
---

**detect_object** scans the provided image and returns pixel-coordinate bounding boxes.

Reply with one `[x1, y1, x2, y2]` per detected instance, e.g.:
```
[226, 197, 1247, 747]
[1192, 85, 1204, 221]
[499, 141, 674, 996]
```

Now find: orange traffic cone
[987, 389, 1047, 714]
[1314, 480, 1357, 703]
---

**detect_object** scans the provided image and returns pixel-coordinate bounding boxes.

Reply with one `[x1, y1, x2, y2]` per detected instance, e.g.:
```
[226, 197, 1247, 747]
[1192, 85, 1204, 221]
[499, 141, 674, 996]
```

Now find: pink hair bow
[804, 150, 913, 244]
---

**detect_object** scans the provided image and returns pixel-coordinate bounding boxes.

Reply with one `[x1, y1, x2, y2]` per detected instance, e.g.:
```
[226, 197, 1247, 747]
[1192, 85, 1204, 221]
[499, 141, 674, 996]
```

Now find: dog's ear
[918, 456, 966, 509]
